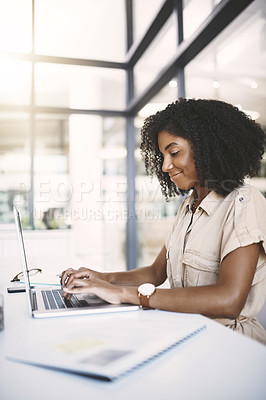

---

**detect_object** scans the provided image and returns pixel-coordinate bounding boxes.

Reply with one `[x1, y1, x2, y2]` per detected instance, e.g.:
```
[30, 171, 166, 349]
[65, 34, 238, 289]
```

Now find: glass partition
[0, 60, 31, 105]
[34, 114, 70, 229]
[35, 63, 126, 110]
[135, 84, 182, 267]
[0, 0, 264, 270]
[134, 13, 177, 97]
[133, 0, 165, 43]
[66, 115, 127, 270]
[0, 112, 31, 228]
[0, 0, 32, 53]
[32, 113, 127, 268]
[183, 0, 222, 40]
[35, 0, 126, 61]
[101, 117, 127, 270]
[185, 0, 266, 195]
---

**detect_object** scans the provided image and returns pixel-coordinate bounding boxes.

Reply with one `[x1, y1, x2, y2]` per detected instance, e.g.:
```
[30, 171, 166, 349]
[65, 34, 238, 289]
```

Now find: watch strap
[138, 292, 153, 310]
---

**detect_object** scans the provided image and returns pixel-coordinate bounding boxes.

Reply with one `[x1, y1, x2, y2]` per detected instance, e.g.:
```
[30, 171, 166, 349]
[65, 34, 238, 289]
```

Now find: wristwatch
[137, 283, 156, 309]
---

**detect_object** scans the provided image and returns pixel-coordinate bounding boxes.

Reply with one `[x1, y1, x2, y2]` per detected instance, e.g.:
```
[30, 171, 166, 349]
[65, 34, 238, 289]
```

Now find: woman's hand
[60, 267, 124, 304]
[60, 266, 103, 289]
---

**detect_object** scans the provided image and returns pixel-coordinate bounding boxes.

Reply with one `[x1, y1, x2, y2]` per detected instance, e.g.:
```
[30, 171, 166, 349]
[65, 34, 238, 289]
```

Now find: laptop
[13, 207, 139, 318]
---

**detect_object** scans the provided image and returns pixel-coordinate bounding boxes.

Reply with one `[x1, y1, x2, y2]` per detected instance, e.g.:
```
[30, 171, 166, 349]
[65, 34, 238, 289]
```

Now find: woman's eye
[171, 151, 179, 156]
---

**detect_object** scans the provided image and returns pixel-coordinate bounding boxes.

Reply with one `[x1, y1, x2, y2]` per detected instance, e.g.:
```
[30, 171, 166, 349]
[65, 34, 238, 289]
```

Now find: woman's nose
[162, 157, 173, 172]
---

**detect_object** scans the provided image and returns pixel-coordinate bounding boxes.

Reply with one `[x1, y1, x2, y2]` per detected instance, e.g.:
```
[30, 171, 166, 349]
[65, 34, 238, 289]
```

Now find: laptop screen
[13, 207, 33, 315]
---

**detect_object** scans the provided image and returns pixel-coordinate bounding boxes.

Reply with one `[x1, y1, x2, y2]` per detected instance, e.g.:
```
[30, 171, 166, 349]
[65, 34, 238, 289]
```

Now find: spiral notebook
[7, 314, 206, 381]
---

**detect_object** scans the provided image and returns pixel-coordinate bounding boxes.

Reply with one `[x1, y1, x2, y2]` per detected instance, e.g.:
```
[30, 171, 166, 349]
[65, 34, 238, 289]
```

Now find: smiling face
[158, 130, 199, 191]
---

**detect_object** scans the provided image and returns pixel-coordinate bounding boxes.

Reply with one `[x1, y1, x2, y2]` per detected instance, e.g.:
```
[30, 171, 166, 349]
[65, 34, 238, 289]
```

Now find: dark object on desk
[7, 286, 26, 293]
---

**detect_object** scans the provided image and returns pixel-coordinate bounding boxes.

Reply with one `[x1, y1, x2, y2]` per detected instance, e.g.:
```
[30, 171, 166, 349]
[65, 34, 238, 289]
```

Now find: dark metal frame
[125, 0, 137, 269]
[126, 0, 254, 115]
[0, 0, 255, 268]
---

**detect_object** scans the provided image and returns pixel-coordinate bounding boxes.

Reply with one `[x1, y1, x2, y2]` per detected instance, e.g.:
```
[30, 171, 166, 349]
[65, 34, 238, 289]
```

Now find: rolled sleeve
[221, 187, 266, 285]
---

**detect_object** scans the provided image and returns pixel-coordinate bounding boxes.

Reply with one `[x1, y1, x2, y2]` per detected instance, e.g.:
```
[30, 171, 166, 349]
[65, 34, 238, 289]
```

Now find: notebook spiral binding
[112, 324, 206, 381]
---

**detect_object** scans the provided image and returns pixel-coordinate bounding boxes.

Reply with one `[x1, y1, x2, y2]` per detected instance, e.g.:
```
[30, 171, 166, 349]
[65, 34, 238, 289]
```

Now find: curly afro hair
[140, 98, 266, 199]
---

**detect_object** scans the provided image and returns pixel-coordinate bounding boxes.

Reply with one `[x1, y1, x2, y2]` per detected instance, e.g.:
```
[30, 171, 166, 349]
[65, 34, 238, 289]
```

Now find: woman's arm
[61, 245, 167, 295]
[63, 243, 259, 319]
[105, 245, 167, 287]
[121, 243, 260, 318]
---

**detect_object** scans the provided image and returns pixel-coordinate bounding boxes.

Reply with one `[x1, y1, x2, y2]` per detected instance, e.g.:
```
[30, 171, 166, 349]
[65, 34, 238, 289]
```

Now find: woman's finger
[63, 286, 91, 295]
[65, 277, 91, 290]
[64, 270, 91, 288]
[63, 278, 93, 297]
[60, 267, 72, 285]
[60, 267, 77, 286]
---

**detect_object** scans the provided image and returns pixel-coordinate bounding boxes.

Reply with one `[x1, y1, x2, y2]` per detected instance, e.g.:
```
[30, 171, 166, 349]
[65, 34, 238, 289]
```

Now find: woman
[61, 98, 266, 344]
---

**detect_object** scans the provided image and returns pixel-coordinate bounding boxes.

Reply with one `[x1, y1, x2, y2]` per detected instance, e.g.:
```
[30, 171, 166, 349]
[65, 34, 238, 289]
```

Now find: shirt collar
[185, 190, 224, 216]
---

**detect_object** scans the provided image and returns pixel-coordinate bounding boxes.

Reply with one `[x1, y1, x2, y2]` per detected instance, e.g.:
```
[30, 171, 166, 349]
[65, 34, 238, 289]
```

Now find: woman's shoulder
[221, 184, 266, 260]
[226, 184, 265, 205]
[228, 184, 266, 232]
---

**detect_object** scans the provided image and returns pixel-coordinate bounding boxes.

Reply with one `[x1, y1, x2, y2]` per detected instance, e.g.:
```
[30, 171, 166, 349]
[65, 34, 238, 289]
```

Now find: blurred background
[0, 0, 265, 272]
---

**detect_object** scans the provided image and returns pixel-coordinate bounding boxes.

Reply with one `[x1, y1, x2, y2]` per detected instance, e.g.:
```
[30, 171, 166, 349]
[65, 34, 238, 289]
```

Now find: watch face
[138, 283, 155, 296]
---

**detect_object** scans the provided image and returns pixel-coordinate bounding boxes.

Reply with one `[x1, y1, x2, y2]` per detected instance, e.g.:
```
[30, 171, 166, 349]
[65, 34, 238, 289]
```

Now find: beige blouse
[165, 185, 266, 345]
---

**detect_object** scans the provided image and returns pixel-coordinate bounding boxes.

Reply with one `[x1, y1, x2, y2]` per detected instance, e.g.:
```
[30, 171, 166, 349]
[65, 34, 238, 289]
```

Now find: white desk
[1, 273, 266, 400]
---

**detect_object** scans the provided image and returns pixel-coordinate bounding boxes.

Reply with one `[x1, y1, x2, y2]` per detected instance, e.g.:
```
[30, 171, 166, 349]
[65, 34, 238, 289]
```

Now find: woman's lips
[170, 171, 182, 181]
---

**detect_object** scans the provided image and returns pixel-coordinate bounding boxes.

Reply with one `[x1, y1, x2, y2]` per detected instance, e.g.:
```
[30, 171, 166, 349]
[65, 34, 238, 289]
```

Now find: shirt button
[239, 197, 244, 202]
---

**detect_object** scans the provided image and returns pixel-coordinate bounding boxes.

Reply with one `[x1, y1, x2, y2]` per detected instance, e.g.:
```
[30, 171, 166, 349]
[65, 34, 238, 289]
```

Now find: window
[35, 63, 125, 110]
[183, 0, 222, 40]
[0, 0, 32, 53]
[35, 0, 126, 61]
[67, 114, 127, 269]
[135, 82, 183, 266]
[133, 0, 165, 43]
[0, 112, 31, 226]
[34, 114, 69, 229]
[0, 0, 265, 270]
[0, 60, 31, 105]
[134, 14, 177, 96]
[185, 0, 266, 194]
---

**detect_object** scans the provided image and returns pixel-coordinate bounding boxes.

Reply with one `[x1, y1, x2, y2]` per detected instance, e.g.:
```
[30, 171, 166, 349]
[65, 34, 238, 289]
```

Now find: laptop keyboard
[41, 289, 89, 310]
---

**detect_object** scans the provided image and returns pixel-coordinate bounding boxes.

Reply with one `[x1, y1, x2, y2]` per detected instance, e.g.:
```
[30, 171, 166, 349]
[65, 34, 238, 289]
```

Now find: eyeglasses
[10, 268, 42, 282]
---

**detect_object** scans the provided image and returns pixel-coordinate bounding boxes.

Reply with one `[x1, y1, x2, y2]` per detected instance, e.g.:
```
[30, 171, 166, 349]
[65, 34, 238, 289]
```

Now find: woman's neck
[192, 186, 211, 211]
